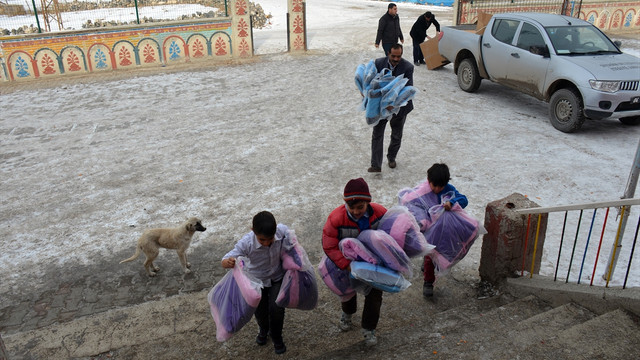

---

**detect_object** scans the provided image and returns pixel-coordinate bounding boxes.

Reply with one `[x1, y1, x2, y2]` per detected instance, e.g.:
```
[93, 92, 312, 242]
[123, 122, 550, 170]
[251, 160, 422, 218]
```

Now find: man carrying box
[410, 11, 440, 66]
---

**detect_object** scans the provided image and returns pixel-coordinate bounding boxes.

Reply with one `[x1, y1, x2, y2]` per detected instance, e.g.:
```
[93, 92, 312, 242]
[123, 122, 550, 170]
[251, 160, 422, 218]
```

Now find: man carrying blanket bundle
[322, 178, 387, 346]
[369, 44, 414, 173]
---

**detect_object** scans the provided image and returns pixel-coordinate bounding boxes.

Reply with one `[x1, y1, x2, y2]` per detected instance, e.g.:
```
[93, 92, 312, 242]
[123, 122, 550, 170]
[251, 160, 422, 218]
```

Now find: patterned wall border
[0, 20, 233, 82]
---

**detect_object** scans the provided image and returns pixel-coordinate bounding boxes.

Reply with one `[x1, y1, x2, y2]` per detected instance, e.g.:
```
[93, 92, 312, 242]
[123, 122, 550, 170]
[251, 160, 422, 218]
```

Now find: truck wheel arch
[453, 50, 476, 74]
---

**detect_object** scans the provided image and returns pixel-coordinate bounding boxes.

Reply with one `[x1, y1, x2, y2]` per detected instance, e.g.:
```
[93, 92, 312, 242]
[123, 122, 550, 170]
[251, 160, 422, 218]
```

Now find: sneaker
[388, 160, 397, 169]
[256, 330, 268, 345]
[274, 341, 287, 355]
[339, 312, 353, 331]
[367, 166, 381, 173]
[362, 329, 377, 346]
[423, 281, 434, 298]
[413, 61, 421, 66]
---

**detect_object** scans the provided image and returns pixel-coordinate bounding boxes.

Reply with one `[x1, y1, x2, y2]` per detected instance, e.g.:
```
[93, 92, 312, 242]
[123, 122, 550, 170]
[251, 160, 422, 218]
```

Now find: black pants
[412, 38, 424, 63]
[341, 288, 383, 331]
[371, 113, 407, 168]
[254, 279, 285, 343]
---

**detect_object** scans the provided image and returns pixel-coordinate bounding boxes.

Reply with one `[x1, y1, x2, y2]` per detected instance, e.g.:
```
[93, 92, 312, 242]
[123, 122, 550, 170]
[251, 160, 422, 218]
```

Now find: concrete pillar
[479, 193, 547, 284]
[231, 0, 254, 58]
[287, 0, 306, 52]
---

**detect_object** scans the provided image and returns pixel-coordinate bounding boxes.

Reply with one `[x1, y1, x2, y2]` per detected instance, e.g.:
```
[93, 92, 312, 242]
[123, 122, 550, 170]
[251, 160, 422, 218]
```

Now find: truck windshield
[546, 25, 621, 55]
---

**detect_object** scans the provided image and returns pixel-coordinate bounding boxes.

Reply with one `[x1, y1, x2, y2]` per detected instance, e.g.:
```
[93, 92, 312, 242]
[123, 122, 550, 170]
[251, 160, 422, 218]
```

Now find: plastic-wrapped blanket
[318, 254, 356, 302]
[339, 237, 378, 264]
[276, 267, 318, 310]
[349, 261, 411, 293]
[208, 257, 263, 342]
[281, 229, 312, 271]
[425, 202, 480, 272]
[378, 206, 434, 258]
[357, 230, 412, 277]
[397, 181, 440, 232]
[355, 60, 417, 127]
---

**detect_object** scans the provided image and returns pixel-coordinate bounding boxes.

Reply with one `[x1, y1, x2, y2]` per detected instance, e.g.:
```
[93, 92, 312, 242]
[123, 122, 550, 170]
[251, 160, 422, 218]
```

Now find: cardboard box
[419, 36, 450, 70]
[477, 12, 493, 30]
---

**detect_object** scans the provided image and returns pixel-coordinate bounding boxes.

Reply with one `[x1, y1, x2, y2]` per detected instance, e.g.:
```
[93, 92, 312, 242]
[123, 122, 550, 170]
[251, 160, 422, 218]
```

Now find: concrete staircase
[315, 292, 640, 360]
[4, 272, 640, 359]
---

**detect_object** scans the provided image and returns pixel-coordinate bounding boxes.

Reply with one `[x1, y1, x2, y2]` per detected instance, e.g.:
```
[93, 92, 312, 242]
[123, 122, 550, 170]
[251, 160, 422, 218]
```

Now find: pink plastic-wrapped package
[318, 254, 356, 302]
[281, 229, 312, 271]
[397, 181, 439, 232]
[357, 230, 412, 277]
[276, 267, 318, 310]
[339, 237, 378, 264]
[378, 206, 434, 258]
[425, 203, 480, 272]
[208, 257, 263, 342]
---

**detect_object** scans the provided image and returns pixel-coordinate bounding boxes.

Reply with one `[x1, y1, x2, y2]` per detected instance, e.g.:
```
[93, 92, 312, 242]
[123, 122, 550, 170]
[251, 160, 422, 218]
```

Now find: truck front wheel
[457, 58, 481, 92]
[549, 88, 585, 133]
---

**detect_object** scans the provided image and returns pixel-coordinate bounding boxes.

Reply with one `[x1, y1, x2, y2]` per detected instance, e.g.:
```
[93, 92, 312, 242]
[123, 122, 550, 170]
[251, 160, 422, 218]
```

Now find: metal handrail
[514, 198, 639, 288]
[516, 198, 640, 214]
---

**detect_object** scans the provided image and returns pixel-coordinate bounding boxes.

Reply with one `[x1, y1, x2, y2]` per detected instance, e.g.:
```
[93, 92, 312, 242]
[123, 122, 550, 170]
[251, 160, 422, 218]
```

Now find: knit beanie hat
[343, 178, 372, 202]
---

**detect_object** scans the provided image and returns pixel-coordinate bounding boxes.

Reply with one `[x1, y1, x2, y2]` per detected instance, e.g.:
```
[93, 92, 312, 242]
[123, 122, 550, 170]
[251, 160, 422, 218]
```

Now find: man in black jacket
[369, 44, 414, 173]
[375, 3, 404, 56]
[409, 11, 440, 65]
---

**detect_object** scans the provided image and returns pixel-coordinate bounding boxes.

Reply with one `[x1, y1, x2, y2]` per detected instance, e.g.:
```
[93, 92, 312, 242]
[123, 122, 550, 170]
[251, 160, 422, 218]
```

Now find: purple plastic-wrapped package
[208, 257, 263, 342]
[425, 202, 480, 272]
[378, 206, 434, 258]
[318, 254, 356, 302]
[357, 230, 413, 277]
[397, 181, 440, 232]
[276, 267, 318, 310]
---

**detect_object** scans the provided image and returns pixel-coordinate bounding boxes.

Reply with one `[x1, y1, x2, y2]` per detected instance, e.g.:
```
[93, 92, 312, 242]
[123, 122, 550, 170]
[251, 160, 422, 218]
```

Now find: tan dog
[120, 217, 206, 276]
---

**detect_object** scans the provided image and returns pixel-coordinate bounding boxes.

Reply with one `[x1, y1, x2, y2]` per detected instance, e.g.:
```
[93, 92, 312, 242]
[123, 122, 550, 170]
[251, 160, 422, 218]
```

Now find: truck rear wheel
[457, 58, 481, 92]
[549, 88, 585, 133]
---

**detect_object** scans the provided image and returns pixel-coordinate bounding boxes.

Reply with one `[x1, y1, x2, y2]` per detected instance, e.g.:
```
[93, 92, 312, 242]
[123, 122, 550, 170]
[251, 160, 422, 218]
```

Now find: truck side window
[492, 19, 519, 45]
[516, 23, 545, 52]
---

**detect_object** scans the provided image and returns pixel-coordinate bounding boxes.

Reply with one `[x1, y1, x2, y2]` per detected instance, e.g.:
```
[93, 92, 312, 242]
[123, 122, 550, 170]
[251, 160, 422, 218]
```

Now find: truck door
[504, 22, 550, 99]
[482, 19, 520, 82]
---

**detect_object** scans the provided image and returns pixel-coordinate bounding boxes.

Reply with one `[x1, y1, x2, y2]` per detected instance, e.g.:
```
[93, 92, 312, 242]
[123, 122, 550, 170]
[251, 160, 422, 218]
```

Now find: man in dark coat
[369, 44, 414, 173]
[409, 11, 441, 65]
[375, 3, 404, 55]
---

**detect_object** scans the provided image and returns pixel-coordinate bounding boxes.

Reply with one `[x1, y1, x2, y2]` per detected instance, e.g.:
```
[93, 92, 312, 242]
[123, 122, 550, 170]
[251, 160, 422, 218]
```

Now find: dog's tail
[120, 245, 141, 264]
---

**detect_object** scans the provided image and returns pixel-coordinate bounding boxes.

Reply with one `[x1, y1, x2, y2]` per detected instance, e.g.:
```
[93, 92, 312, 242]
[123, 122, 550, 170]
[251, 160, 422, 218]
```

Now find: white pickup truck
[438, 12, 640, 132]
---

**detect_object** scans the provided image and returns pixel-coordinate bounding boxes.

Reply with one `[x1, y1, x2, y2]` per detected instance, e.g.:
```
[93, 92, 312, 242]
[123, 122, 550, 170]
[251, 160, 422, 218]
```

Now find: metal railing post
[134, 0, 140, 24]
[30, 0, 42, 33]
[603, 139, 640, 280]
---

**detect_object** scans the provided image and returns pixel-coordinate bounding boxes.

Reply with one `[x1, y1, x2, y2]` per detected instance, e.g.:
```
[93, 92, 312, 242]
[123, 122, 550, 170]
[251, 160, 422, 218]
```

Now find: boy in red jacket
[322, 178, 387, 346]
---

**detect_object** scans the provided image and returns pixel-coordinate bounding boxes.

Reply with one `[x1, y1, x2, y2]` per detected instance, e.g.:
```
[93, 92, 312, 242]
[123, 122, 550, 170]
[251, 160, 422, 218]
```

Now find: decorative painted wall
[0, 19, 233, 82]
[455, 0, 640, 32]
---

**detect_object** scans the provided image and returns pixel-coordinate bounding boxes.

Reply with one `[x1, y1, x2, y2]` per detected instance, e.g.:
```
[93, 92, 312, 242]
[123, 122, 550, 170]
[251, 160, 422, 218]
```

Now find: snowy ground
[1, 0, 640, 305]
